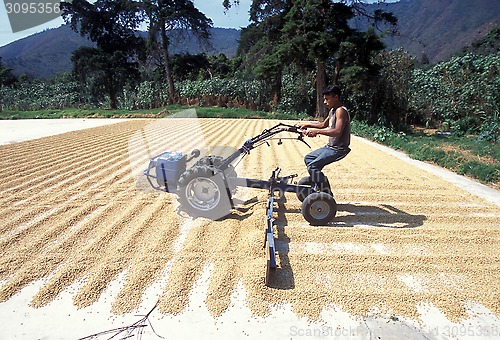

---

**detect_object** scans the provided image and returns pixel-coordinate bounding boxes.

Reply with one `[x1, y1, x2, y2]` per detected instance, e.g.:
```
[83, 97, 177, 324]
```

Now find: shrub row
[0, 52, 497, 142]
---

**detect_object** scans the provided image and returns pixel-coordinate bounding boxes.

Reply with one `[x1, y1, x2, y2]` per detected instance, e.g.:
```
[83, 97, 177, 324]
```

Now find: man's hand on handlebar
[302, 128, 319, 137]
[294, 124, 318, 137]
[295, 122, 319, 138]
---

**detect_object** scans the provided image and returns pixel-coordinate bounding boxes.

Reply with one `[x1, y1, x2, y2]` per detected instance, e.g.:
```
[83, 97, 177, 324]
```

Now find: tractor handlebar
[219, 123, 310, 171]
[243, 123, 310, 151]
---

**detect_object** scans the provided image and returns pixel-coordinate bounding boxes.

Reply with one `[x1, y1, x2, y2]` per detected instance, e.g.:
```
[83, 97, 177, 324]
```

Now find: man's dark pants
[304, 146, 350, 186]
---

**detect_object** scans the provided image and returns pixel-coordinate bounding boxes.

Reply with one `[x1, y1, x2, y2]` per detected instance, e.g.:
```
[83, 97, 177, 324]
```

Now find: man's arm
[303, 107, 348, 138]
[298, 116, 329, 129]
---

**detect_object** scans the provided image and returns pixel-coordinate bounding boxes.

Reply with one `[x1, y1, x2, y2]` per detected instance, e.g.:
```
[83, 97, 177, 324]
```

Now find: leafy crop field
[0, 118, 498, 322]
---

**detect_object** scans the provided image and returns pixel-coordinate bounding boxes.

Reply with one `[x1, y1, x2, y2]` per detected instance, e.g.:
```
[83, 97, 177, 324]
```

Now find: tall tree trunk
[334, 60, 341, 85]
[160, 18, 176, 104]
[271, 69, 283, 109]
[109, 94, 118, 109]
[316, 60, 327, 119]
[108, 74, 118, 109]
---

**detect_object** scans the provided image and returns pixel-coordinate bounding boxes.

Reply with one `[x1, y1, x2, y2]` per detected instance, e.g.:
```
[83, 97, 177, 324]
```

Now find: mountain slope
[1, 0, 498, 77]
[370, 0, 500, 63]
[0, 25, 240, 78]
[0, 25, 94, 78]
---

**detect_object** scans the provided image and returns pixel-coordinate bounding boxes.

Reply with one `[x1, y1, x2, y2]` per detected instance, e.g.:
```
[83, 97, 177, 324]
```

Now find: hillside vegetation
[369, 0, 500, 63]
[1, 0, 498, 78]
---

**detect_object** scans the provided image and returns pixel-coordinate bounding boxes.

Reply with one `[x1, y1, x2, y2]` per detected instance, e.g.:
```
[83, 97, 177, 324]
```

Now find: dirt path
[0, 118, 498, 324]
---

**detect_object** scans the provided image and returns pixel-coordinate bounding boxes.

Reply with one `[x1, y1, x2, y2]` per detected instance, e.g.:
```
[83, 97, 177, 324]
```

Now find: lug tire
[177, 165, 232, 219]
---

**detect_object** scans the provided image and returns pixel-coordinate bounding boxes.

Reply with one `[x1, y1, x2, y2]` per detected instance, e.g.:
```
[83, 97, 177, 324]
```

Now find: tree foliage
[61, 0, 212, 106]
[62, 0, 143, 52]
[140, 0, 213, 102]
[61, 0, 145, 108]
[373, 48, 415, 127]
[238, 0, 395, 116]
[409, 53, 499, 139]
[170, 53, 240, 81]
[281, 0, 354, 116]
[72, 46, 142, 109]
[0, 57, 17, 88]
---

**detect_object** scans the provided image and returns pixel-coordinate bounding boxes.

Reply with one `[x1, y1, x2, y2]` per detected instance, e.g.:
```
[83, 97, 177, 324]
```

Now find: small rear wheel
[177, 165, 232, 219]
[301, 192, 337, 225]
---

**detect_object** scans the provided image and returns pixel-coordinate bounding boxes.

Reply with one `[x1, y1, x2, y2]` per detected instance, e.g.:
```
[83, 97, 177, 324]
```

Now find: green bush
[458, 161, 499, 183]
[451, 116, 482, 136]
[120, 81, 169, 110]
[274, 71, 315, 116]
[478, 108, 499, 143]
[177, 78, 267, 102]
[409, 53, 499, 139]
[0, 75, 93, 110]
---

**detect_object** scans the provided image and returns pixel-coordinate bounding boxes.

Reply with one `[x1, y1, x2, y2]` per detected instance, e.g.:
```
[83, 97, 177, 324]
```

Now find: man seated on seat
[298, 84, 351, 192]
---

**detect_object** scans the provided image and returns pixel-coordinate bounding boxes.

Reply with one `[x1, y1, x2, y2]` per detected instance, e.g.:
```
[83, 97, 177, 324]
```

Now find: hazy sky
[0, 0, 396, 48]
[0, 0, 251, 47]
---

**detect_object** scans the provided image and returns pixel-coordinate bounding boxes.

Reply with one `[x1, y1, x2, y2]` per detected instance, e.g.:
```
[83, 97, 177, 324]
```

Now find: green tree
[337, 26, 390, 123]
[0, 57, 17, 87]
[371, 48, 415, 128]
[61, 0, 145, 109]
[280, 0, 354, 117]
[207, 54, 240, 78]
[140, 0, 213, 103]
[238, 0, 396, 117]
[71, 47, 142, 109]
[0, 57, 17, 112]
[171, 53, 210, 81]
[239, 0, 291, 107]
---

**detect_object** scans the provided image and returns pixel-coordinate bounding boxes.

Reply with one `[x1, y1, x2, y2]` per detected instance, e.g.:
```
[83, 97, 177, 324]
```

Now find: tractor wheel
[177, 165, 232, 219]
[301, 192, 337, 226]
[296, 176, 332, 202]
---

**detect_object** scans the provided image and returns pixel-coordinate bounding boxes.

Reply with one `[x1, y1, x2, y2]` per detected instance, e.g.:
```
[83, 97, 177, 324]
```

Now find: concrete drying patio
[0, 118, 498, 340]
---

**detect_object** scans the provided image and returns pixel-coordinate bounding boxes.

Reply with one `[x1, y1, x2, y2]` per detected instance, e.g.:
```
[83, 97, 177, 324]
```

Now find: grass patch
[351, 120, 499, 186]
[458, 161, 499, 183]
[0, 106, 307, 120]
[0, 108, 165, 119]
